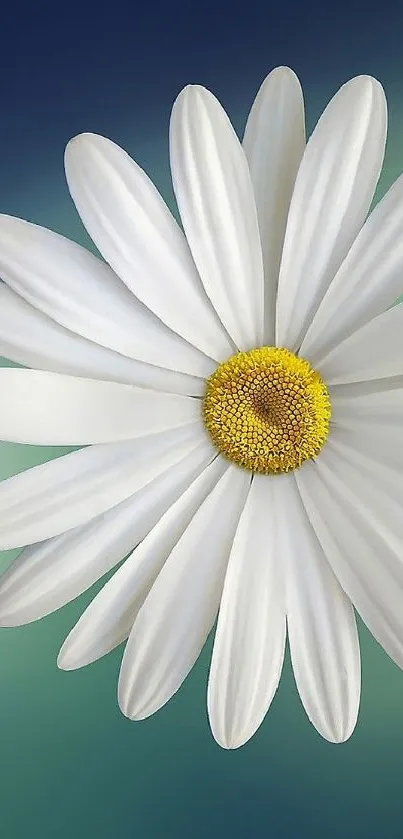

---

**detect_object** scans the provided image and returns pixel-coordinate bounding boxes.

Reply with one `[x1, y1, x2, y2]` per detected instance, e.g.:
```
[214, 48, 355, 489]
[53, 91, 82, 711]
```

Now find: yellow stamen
[203, 347, 331, 474]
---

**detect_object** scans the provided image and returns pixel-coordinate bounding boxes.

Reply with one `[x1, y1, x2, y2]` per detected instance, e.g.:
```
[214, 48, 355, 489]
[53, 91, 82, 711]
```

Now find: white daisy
[0, 66, 401, 749]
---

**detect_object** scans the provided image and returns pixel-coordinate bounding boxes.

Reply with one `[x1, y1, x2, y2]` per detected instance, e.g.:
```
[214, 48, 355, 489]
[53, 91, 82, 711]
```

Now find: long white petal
[296, 435, 403, 669]
[64, 133, 233, 361]
[243, 66, 305, 344]
[0, 215, 214, 378]
[207, 474, 286, 749]
[281, 474, 360, 743]
[276, 75, 386, 350]
[170, 85, 264, 349]
[318, 304, 403, 385]
[118, 465, 250, 720]
[0, 282, 205, 396]
[0, 443, 215, 626]
[58, 456, 226, 669]
[302, 172, 403, 361]
[327, 421, 403, 476]
[331, 381, 403, 431]
[0, 369, 201, 445]
[0, 423, 207, 549]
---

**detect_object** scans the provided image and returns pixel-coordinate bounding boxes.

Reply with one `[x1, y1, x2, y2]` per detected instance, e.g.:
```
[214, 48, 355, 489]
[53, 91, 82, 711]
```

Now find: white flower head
[0, 66, 401, 749]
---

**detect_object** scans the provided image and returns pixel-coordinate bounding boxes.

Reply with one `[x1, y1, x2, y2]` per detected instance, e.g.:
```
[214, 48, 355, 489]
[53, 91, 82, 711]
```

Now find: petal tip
[57, 645, 76, 671]
[213, 733, 246, 750]
[342, 73, 385, 102]
[173, 83, 216, 112]
[65, 132, 88, 151]
[117, 683, 156, 722]
[319, 715, 358, 744]
[65, 132, 104, 162]
[117, 693, 135, 721]
[269, 65, 300, 84]
[209, 719, 253, 749]
[208, 709, 255, 750]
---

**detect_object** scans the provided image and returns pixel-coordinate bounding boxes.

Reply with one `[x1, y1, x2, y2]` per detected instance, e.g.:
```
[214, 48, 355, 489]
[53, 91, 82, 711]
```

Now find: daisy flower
[0, 66, 401, 749]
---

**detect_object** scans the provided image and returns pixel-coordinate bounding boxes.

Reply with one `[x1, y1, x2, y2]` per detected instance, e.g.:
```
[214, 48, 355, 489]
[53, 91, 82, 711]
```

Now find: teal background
[2, 2, 403, 836]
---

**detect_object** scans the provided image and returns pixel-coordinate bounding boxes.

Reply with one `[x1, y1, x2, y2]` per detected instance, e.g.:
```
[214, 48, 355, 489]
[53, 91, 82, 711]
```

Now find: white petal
[296, 435, 403, 669]
[331, 380, 403, 431]
[276, 75, 386, 350]
[281, 473, 360, 743]
[118, 465, 250, 720]
[329, 421, 403, 475]
[243, 67, 305, 343]
[0, 282, 205, 396]
[0, 215, 214, 378]
[302, 173, 403, 361]
[0, 443, 214, 626]
[0, 369, 201, 445]
[170, 85, 264, 349]
[207, 474, 286, 749]
[318, 304, 403, 385]
[58, 456, 226, 669]
[0, 423, 206, 549]
[65, 133, 233, 361]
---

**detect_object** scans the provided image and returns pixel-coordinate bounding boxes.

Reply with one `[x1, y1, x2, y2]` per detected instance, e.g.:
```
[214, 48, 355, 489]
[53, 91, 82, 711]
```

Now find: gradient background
[1, 2, 403, 836]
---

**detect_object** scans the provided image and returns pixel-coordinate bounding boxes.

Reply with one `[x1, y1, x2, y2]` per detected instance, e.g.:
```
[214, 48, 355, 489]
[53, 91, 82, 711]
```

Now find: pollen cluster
[202, 347, 331, 474]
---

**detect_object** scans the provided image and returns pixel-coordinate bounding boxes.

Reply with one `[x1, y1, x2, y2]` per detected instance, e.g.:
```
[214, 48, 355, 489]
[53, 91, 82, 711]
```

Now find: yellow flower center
[202, 347, 331, 474]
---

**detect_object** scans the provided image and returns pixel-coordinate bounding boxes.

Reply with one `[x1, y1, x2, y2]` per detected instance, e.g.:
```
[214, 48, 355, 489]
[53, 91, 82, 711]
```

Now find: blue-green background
[1, 2, 403, 836]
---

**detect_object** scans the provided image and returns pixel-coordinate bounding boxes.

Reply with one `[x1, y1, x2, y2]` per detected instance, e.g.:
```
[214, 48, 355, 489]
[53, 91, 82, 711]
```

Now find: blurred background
[1, 1, 403, 836]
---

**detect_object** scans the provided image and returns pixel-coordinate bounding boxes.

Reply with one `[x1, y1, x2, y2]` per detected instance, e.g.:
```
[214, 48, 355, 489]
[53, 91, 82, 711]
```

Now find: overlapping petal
[0, 423, 207, 549]
[276, 75, 386, 350]
[302, 172, 403, 361]
[0, 444, 214, 625]
[118, 466, 250, 720]
[58, 456, 226, 669]
[0, 282, 204, 396]
[281, 474, 360, 743]
[297, 433, 403, 669]
[318, 303, 403, 385]
[0, 369, 201, 445]
[170, 85, 264, 350]
[0, 215, 213, 377]
[65, 133, 233, 361]
[207, 474, 286, 749]
[243, 66, 305, 343]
